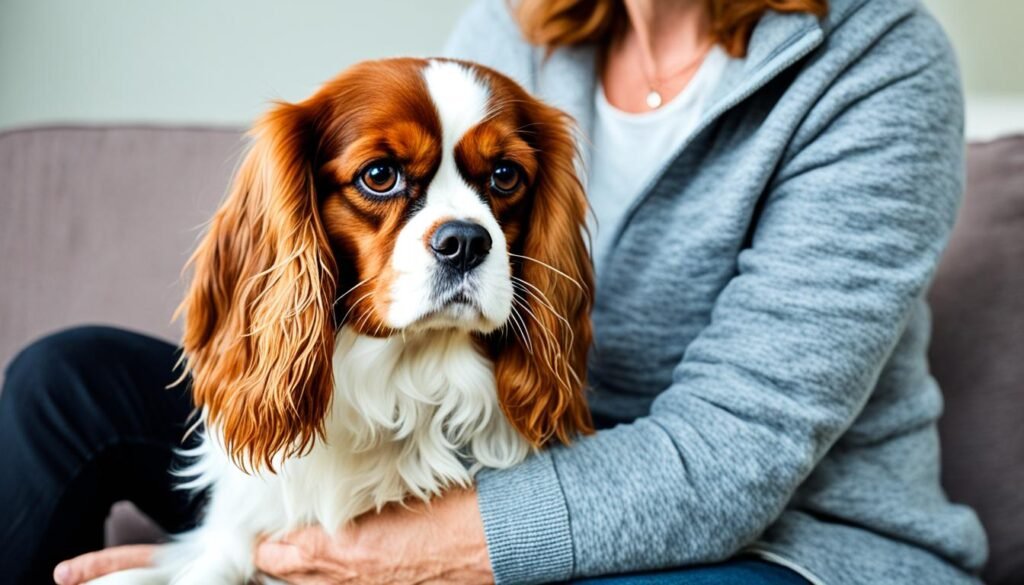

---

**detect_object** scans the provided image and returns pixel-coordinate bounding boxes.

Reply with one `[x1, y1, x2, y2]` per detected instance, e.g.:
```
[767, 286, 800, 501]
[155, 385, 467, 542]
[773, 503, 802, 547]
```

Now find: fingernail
[53, 562, 70, 584]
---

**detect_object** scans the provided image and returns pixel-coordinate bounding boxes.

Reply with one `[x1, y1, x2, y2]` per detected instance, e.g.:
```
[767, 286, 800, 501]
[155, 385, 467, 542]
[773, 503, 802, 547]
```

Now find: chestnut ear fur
[490, 100, 595, 447]
[177, 102, 337, 472]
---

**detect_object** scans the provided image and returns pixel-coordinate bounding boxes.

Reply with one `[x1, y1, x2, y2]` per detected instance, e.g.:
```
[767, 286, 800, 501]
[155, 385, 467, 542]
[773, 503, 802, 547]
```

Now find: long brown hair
[515, 0, 828, 57]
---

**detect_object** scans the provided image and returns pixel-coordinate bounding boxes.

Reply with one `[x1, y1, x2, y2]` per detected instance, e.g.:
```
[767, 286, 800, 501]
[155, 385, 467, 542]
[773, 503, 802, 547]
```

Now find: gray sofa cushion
[930, 135, 1024, 585]
[0, 125, 243, 371]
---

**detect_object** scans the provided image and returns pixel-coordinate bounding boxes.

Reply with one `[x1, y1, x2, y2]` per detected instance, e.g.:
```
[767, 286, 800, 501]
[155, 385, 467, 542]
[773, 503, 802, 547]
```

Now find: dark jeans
[0, 326, 808, 585]
[569, 559, 809, 584]
[0, 327, 200, 584]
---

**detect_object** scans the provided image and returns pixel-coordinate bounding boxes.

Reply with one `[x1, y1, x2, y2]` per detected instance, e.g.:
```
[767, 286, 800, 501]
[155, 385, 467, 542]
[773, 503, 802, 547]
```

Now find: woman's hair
[514, 0, 828, 57]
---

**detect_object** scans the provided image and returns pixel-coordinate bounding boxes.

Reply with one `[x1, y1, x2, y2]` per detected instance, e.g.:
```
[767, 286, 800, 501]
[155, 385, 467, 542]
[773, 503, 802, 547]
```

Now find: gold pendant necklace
[638, 40, 714, 110]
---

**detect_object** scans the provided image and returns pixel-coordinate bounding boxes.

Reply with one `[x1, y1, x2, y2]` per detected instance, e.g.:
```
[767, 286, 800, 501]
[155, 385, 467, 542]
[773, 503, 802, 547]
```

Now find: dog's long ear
[493, 102, 595, 447]
[177, 102, 336, 472]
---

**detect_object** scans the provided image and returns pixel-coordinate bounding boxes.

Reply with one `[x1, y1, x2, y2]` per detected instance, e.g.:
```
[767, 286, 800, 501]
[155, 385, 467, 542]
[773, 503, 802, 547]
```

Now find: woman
[0, 0, 988, 583]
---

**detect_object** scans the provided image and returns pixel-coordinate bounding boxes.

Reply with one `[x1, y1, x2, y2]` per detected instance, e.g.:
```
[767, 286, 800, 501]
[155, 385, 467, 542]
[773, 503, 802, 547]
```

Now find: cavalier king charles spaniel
[88, 58, 593, 584]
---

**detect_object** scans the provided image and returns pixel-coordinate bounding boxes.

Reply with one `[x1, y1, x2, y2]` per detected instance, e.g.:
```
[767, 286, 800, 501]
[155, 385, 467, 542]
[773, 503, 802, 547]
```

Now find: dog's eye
[358, 161, 405, 197]
[490, 162, 521, 194]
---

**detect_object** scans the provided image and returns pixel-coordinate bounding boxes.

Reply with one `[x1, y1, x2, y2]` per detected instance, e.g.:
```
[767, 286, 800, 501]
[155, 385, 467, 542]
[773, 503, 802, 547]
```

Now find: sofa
[1, 125, 1021, 584]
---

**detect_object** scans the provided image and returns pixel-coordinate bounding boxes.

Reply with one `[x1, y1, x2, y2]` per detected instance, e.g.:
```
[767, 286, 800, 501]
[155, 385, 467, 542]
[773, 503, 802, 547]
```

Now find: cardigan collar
[532, 9, 827, 169]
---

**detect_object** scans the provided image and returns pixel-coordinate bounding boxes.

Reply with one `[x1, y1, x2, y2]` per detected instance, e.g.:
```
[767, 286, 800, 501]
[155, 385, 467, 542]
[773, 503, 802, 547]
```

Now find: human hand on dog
[254, 488, 493, 585]
[54, 489, 492, 585]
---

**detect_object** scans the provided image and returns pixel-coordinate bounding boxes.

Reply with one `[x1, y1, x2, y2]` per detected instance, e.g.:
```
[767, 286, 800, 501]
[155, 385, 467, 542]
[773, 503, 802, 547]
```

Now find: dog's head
[179, 58, 593, 470]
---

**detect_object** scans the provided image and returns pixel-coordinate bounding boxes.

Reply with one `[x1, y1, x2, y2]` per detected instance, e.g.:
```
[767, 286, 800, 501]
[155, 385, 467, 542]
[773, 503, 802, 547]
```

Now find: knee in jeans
[2, 325, 122, 416]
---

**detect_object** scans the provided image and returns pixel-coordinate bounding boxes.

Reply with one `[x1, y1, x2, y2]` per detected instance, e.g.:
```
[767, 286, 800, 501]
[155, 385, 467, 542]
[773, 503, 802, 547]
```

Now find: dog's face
[317, 60, 541, 335]
[179, 58, 594, 470]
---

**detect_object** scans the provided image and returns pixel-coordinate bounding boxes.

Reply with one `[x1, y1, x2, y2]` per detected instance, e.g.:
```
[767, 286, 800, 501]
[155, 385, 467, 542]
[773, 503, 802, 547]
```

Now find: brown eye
[358, 161, 404, 196]
[490, 162, 521, 194]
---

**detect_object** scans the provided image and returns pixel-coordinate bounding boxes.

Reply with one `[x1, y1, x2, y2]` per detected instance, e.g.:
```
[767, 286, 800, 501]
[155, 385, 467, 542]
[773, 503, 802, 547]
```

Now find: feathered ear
[177, 102, 336, 472]
[493, 103, 595, 447]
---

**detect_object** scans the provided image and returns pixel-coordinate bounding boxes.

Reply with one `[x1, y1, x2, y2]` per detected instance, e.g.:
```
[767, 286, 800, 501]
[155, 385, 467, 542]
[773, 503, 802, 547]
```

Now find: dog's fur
[88, 58, 593, 584]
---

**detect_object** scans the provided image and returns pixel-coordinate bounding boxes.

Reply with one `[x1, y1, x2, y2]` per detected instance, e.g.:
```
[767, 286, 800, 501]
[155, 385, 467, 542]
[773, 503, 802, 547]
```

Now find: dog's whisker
[340, 291, 375, 327]
[509, 303, 534, 355]
[512, 276, 576, 352]
[511, 283, 576, 391]
[509, 252, 585, 293]
[354, 297, 378, 333]
[511, 292, 568, 388]
[508, 296, 535, 355]
[513, 291, 581, 393]
[334, 276, 376, 309]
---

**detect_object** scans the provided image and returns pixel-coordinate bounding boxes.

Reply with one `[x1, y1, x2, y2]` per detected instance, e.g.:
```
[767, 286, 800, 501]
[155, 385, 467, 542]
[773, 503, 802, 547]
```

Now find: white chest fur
[180, 326, 530, 534]
[80, 328, 532, 584]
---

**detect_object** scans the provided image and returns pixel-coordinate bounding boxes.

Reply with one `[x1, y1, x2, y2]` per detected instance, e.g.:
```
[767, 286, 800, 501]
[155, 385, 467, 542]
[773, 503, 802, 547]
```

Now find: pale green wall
[924, 0, 1024, 95]
[0, 0, 1021, 131]
[0, 0, 473, 130]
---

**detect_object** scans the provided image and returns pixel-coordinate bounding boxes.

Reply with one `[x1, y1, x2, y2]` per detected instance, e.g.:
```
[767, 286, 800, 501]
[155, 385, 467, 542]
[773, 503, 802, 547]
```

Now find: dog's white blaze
[387, 60, 514, 331]
[423, 59, 490, 151]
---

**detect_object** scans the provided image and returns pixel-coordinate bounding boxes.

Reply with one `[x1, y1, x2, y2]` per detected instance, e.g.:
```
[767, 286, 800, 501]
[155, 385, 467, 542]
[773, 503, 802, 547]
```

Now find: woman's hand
[53, 544, 156, 584]
[254, 488, 493, 585]
[53, 489, 492, 585]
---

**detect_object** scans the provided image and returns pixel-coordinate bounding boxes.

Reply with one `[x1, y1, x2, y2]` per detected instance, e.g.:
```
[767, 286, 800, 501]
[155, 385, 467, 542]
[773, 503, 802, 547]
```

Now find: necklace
[637, 39, 714, 109]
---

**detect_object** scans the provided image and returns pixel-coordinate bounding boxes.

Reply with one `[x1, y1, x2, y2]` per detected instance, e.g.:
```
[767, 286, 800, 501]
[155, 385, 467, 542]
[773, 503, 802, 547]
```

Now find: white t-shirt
[587, 45, 730, 271]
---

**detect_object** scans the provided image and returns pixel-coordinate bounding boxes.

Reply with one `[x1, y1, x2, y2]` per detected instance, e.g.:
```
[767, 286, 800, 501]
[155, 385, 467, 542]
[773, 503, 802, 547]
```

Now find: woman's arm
[466, 10, 966, 585]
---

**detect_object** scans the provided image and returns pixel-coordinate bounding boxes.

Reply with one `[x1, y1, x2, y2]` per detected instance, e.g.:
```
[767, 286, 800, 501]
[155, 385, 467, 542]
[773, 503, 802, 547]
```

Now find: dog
[87, 57, 594, 584]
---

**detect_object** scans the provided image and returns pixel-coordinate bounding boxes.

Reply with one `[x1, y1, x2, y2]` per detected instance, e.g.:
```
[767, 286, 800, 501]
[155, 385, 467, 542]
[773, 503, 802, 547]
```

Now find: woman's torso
[445, 0, 988, 582]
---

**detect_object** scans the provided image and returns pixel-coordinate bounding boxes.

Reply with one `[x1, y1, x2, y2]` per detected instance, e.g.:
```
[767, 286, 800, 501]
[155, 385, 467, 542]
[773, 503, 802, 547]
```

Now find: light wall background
[0, 0, 474, 130]
[1, 0, 1022, 138]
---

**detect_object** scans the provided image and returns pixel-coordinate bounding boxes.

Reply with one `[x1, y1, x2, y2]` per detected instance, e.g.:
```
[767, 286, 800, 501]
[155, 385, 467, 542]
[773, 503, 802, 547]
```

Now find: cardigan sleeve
[463, 7, 966, 584]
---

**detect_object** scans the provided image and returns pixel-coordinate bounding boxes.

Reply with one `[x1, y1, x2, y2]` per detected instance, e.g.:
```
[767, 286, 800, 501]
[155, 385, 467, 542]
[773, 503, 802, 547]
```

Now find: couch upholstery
[1, 126, 1021, 583]
[930, 135, 1024, 585]
[0, 125, 243, 369]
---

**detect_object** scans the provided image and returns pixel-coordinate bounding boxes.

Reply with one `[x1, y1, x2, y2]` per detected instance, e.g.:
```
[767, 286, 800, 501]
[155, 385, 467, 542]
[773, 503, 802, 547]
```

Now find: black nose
[430, 220, 492, 273]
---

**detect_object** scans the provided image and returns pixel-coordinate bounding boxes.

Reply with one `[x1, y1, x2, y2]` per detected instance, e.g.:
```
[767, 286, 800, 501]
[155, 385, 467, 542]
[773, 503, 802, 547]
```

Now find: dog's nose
[430, 220, 492, 273]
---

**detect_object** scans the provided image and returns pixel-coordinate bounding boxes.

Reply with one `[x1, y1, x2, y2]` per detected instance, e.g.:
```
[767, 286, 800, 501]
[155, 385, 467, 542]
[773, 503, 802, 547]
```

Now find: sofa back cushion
[0, 126, 243, 369]
[930, 135, 1024, 585]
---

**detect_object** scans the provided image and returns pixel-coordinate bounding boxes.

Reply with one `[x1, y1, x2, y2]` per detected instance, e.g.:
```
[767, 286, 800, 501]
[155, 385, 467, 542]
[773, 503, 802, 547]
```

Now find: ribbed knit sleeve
[475, 453, 574, 584]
